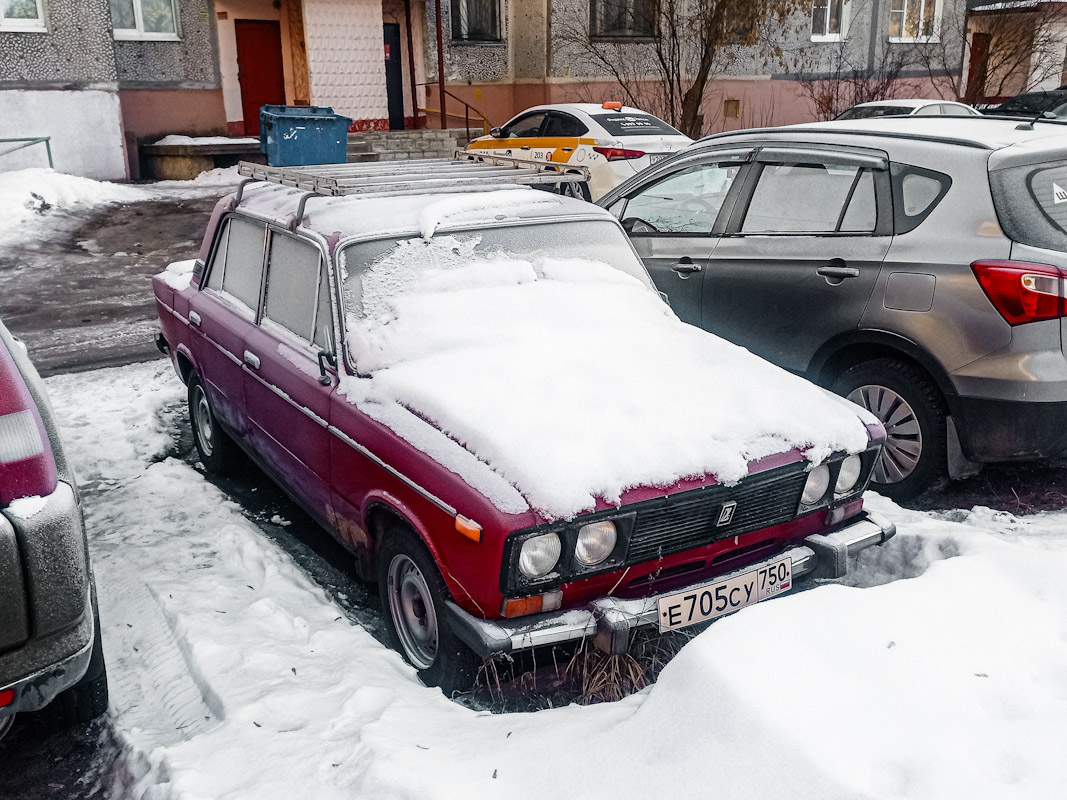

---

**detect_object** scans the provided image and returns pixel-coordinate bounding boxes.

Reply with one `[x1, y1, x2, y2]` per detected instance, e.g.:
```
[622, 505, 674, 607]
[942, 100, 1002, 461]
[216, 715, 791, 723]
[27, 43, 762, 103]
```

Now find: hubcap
[847, 384, 922, 484]
[387, 554, 438, 669]
[192, 386, 215, 458]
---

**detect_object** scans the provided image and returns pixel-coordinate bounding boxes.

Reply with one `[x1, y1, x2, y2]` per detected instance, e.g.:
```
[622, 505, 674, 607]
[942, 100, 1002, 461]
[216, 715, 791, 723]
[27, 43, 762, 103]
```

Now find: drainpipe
[403, 0, 419, 128]
[435, 0, 447, 129]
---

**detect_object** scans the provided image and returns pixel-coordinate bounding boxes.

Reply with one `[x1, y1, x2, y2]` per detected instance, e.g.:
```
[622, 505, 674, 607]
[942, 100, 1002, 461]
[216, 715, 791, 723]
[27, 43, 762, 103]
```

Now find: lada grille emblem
[717, 501, 737, 527]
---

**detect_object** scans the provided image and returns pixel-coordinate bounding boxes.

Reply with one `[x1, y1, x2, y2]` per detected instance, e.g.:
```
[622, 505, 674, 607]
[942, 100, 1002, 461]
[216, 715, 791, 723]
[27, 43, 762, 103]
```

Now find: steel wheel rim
[387, 554, 438, 669]
[192, 386, 215, 458]
[847, 384, 922, 484]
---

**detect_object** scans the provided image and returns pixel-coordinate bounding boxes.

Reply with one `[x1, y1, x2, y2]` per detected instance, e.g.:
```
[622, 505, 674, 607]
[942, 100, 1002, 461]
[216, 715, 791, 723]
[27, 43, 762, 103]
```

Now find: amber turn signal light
[502, 590, 562, 618]
[454, 514, 482, 543]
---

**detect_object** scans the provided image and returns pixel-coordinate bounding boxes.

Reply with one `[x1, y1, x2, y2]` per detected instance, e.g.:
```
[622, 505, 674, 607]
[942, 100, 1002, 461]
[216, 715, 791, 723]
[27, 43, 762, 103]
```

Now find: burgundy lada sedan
[153, 176, 895, 693]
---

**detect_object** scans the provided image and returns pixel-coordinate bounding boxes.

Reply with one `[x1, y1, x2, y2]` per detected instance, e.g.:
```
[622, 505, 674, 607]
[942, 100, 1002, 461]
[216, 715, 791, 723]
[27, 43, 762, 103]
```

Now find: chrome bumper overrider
[445, 510, 896, 658]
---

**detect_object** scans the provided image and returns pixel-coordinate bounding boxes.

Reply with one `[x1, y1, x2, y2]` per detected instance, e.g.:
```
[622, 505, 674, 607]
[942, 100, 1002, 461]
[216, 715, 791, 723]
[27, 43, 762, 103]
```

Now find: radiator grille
[624, 465, 807, 564]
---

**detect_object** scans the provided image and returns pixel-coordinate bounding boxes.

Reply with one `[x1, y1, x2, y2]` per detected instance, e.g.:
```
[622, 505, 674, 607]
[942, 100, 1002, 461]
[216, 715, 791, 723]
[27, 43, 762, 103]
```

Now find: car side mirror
[490, 126, 503, 138]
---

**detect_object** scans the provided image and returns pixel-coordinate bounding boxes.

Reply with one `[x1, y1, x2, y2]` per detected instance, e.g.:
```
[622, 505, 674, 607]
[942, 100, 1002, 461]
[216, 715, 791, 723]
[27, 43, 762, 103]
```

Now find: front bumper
[446, 510, 896, 658]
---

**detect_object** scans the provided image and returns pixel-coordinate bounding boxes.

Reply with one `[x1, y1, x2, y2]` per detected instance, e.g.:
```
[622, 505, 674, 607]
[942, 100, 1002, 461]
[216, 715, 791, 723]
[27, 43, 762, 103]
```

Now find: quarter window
[591, 0, 656, 39]
[810, 0, 843, 38]
[110, 0, 179, 40]
[265, 233, 322, 342]
[451, 0, 501, 42]
[621, 163, 741, 234]
[0, 0, 45, 30]
[206, 217, 266, 313]
[741, 163, 877, 234]
[889, 0, 939, 39]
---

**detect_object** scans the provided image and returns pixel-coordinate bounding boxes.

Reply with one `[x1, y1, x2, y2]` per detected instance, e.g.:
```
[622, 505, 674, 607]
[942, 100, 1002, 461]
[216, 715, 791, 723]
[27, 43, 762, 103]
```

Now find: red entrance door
[235, 19, 286, 136]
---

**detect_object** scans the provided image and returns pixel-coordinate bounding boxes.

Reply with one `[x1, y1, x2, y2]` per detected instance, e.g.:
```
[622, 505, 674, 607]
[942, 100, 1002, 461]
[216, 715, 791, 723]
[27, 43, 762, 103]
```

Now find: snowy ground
[38, 362, 1067, 800]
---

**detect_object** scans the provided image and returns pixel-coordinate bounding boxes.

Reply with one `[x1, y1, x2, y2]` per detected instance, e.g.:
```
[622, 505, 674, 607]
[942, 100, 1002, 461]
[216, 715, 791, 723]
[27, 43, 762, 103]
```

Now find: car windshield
[339, 218, 658, 324]
[835, 105, 913, 120]
[590, 113, 684, 137]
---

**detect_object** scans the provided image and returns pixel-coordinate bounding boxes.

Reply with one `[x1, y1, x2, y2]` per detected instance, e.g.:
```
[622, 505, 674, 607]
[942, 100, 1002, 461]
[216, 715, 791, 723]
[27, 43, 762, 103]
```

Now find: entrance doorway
[235, 19, 286, 136]
[384, 23, 405, 130]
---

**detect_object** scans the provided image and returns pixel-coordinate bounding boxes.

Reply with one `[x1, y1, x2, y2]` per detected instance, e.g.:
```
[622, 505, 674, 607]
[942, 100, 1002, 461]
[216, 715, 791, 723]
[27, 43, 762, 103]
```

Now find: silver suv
[600, 117, 1067, 499]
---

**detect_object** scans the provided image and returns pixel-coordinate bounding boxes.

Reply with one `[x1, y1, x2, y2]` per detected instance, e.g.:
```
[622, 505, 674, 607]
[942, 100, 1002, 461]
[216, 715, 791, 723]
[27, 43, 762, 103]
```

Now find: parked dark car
[0, 319, 107, 741]
[987, 90, 1067, 120]
[600, 116, 1067, 499]
[153, 164, 895, 693]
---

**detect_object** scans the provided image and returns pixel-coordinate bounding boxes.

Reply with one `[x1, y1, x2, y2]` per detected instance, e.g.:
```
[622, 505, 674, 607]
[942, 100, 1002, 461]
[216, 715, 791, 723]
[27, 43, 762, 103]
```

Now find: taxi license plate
[657, 557, 793, 632]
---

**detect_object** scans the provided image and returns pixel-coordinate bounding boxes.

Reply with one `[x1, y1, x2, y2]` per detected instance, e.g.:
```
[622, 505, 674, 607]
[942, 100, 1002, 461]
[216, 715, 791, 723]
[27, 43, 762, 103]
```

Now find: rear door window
[264, 232, 323, 342]
[740, 163, 877, 234]
[542, 113, 588, 137]
[590, 113, 683, 137]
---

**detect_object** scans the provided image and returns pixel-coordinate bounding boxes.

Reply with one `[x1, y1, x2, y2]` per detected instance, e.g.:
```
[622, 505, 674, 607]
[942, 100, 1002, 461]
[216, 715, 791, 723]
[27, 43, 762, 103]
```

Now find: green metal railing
[0, 137, 53, 168]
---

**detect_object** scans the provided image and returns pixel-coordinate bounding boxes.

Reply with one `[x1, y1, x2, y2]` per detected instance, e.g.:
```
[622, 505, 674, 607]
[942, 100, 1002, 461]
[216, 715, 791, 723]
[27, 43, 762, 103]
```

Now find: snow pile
[342, 235, 873, 519]
[153, 135, 259, 146]
[44, 363, 1067, 800]
[417, 187, 556, 239]
[0, 167, 144, 244]
[158, 258, 197, 291]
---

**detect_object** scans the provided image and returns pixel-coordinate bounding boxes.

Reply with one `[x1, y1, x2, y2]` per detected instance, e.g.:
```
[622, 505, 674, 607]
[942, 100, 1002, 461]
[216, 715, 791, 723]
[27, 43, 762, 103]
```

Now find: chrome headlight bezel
[503, 513, 634, 593]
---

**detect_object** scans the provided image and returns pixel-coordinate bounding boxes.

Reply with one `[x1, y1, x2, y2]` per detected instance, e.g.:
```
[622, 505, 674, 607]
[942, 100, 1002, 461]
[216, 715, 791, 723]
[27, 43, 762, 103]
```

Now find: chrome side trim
[327, 426, 458, 518]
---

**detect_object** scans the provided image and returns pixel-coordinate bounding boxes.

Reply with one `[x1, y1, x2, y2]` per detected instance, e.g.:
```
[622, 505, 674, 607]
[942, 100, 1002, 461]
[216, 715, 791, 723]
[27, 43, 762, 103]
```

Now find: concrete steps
[346, 128, 481, 163]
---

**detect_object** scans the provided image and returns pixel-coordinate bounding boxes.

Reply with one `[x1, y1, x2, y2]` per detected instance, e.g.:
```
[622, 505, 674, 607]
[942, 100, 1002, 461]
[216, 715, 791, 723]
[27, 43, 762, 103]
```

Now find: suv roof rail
[236, 151, 591, 198]
[697, 125, 995, 150]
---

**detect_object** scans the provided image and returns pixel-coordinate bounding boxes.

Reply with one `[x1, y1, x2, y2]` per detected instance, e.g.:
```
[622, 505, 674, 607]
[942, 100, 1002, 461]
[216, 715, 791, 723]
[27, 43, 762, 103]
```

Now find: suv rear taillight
[592, 146, 645, 161]
[0, 345, 58, 506]
[971, 260, 1067, 325]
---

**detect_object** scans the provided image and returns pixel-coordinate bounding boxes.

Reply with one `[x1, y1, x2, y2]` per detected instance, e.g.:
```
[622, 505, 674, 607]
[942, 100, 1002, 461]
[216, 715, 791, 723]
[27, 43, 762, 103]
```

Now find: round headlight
[575, 520, 617, 566]
[801, 464, 831, 506]
[518, 533, 562, 578]
[835, 454, 863, 495]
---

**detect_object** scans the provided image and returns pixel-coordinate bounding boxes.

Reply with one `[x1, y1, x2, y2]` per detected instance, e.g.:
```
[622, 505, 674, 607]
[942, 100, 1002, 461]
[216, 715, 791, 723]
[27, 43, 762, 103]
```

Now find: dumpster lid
[236, 150, 590, 198]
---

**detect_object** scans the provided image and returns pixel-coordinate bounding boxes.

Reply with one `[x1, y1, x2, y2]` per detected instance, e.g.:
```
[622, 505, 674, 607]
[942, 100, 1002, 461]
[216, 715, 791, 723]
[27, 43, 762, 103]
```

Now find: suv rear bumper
[952, 395, 1067, 461]
[446, 510, 896, 658]
[0, 481, 94, 716]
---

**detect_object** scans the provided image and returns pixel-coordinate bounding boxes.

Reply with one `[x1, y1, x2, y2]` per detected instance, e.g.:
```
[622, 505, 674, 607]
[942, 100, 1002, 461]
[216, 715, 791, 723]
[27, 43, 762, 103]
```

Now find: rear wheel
[831, 358, 947, 500]
[188, 373, 244, 475]
[559, 178, 592, 202]
[378, 527, 479, 695]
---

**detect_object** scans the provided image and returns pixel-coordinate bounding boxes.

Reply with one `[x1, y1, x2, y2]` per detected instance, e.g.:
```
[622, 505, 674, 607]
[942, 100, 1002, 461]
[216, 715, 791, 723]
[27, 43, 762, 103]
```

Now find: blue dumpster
[259, 105, 353, 167]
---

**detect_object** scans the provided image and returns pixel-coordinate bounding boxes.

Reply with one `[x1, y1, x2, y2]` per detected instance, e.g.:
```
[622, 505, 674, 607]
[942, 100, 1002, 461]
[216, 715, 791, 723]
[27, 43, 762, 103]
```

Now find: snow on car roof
[336, 233, 874, 520]
[234, 181, 609, 241]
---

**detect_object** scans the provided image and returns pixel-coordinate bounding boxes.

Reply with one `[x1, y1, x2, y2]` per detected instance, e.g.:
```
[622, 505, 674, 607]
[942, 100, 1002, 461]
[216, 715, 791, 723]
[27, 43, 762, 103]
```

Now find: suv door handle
[671, 258, 703, 276]
[816, 265, 860, 279]
[244, 350, 261, 369]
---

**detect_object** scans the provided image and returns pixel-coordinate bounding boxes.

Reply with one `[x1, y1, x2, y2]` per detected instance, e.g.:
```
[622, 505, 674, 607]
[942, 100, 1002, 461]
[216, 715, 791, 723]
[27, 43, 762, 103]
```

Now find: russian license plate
[657, 557, 793, 632]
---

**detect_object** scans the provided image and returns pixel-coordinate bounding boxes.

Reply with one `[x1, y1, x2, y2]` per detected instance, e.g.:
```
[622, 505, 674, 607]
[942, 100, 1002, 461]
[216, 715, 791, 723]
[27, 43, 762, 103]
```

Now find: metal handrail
[0, 137, 53, 168]
[418, 84, 491, 136]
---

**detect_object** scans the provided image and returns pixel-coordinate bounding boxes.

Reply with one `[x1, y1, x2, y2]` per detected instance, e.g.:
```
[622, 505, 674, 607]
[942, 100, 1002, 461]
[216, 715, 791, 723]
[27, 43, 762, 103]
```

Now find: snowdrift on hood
[341, 235, 875, 520]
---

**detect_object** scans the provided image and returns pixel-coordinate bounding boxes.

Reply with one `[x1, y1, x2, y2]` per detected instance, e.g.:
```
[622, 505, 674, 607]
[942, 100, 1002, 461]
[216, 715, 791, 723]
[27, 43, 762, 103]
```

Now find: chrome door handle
[189, 311, 201, 326]
[816, 266, 860, 279]
[520, 145, 531, 150]
[671, 258, 703, 276]
[243, 350, 261, 369]
[562, 147, 574, 152]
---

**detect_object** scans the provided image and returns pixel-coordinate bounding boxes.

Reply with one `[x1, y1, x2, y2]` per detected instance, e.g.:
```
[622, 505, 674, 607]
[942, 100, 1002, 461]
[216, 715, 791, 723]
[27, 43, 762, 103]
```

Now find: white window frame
[888, 0, 942, 43]
[0, 0, 47, 33]
[111, 0, 180, 42]
[810, 0, 849, 42]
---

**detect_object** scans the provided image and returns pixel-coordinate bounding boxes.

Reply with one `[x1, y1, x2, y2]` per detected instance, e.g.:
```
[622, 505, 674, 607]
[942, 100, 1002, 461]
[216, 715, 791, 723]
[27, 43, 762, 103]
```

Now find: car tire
[33, 607, 109, 732]
[559, 178, 592, 202]
[831, 358, 947, 500]
[188, 372, 244, 475]
[378, 526, 480, 695]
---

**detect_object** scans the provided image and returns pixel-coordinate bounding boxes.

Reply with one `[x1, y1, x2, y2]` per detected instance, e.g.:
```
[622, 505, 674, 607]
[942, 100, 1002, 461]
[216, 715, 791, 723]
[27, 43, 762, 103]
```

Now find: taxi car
[465, 103, 692, 200]
[153, 160, 895, 694]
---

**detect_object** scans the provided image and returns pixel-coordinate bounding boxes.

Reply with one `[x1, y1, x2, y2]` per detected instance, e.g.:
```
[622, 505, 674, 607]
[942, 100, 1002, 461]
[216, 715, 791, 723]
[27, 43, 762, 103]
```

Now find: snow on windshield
[338, 230, 872, 520]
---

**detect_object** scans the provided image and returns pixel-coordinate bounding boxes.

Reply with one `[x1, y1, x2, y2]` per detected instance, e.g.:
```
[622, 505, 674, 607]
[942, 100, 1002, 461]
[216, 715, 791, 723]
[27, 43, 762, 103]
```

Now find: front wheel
[831, 358, 947, 500]
[378, 527, 479, 695]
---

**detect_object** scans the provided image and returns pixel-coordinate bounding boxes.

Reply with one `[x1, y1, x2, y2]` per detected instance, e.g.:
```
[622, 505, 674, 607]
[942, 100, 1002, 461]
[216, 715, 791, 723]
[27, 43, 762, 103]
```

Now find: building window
[591, 0, 657, 40]
[811, 0, 843, 39]
[0, 0, 46, 32]
[110, 0, 180, 41]
[451, 0, 501, 42]
[889, 0, 939, 40]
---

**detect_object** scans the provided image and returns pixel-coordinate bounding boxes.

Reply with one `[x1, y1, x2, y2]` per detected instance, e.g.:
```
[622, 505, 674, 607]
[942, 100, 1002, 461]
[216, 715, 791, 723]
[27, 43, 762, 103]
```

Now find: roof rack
[236, 150, 590, 198]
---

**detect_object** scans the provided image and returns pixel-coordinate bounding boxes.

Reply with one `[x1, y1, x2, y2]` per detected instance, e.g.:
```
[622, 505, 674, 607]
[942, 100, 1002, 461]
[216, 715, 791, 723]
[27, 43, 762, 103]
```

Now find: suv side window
[205, 216, 267, 312]
[620, 163, 741, 234]
[740, 162, 877, 234]
[264, 232, 323, 342]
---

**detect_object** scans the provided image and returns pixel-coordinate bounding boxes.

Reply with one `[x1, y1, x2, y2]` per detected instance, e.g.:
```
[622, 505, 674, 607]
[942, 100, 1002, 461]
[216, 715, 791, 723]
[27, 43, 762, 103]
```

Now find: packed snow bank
[342, 232, 874, 519]
[46, 363, 1067, 800]
[153, 135, 258, 146]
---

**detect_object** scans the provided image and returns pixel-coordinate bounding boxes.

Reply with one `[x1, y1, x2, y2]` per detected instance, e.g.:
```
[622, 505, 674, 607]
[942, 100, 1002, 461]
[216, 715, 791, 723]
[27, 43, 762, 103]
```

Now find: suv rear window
[990, 161, 1067, 251]
[591, 113, 683, 137]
